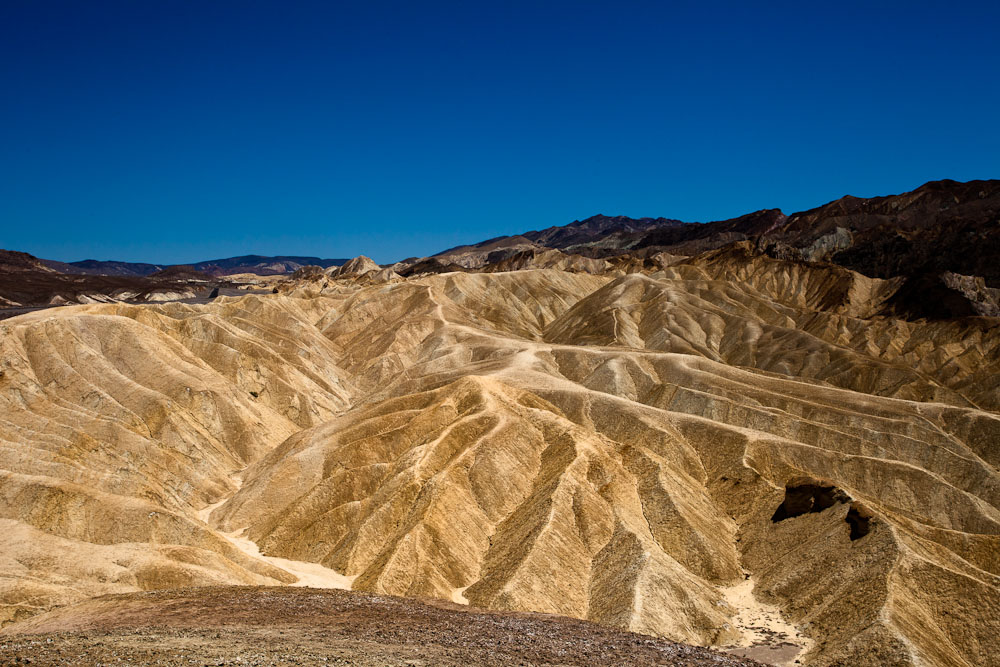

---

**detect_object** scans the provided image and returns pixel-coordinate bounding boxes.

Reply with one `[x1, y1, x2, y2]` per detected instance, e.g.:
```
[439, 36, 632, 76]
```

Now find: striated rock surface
[0, 250, 997, 666]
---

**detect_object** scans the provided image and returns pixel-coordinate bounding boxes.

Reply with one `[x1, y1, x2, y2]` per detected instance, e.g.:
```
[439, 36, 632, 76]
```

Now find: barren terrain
[0, 586, 760, 666]
[1, 189, 998, 665]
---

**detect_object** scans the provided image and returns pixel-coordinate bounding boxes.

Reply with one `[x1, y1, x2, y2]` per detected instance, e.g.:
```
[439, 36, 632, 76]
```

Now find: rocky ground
[0, 587, 761, 666]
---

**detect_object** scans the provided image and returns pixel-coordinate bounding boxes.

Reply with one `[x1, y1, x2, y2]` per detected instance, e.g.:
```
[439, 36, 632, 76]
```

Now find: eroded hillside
[0, 251, 997, 666]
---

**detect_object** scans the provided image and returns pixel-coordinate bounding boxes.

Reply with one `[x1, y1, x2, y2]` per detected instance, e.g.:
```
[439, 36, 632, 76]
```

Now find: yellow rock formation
[0, 258, 997, 666]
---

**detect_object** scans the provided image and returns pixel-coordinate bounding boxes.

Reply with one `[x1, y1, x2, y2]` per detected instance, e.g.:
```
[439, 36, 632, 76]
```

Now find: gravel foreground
[0, 586, 762, 666]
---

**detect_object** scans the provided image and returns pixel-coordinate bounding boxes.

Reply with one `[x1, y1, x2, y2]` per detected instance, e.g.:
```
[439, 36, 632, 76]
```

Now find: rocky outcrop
[328, 255, 381, 278]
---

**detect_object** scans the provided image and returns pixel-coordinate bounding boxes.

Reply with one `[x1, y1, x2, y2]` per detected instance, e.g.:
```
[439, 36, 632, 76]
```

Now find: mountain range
[10, 177, 998, 290]
[41, 254, 350, 277]
[432, 179, 1000, 286]
[0, 178, 998, 666]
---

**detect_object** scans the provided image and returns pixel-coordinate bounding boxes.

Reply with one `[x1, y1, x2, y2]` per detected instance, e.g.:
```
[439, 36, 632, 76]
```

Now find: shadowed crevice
[770, 481, 850, 522]
[846, 503, 873, 540]
[771, 480, 874, 540]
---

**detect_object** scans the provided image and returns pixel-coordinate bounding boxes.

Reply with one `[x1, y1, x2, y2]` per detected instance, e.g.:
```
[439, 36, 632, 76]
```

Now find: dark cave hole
[846, 503, 872, 540]
[771, 482, 849, 522]
[771, 481, 874, 541]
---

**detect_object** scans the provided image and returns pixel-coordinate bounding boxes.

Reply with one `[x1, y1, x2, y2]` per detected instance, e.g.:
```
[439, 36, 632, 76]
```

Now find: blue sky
[1, 1, 997, 264]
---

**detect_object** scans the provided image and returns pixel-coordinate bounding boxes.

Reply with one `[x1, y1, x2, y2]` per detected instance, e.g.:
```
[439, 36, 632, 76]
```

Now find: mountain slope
[0, 255, 997, 665]
[430, 180, 1000, 288]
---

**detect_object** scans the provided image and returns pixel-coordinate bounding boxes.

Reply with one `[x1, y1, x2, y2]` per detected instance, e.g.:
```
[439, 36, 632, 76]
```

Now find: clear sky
[1, 1, 997, 264]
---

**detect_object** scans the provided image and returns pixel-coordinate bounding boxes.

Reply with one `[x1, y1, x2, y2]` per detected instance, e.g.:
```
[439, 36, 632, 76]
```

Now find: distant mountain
[148, 265, 216, 281]
[521, 214, 683, 250]
[1, 249, 60, 273]
[430, 211, 782, 267]
[433, 215, 681, 266]
[431, 179, 1000, 286]
[42, 255, 349, 277]
[41, 259, 166, 276]
[773, 179, 1000, 282]
[0, 250, 231, 311]
[186, 255, 349, 276]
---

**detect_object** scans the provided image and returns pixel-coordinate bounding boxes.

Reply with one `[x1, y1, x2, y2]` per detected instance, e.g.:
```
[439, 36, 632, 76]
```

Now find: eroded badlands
[1, 252, 997, 666]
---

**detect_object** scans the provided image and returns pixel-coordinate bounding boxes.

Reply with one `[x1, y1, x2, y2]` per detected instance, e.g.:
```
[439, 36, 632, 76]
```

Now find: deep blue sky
[2, 1, 997, 264]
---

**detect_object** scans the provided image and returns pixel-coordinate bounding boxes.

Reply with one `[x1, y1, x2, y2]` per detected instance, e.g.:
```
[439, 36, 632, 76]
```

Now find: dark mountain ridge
[522, 214, 684, 250]
[0, 249, 228, 314]
[46, 259, 166, 276]
[41, 254, 349, 277]
[433, 179, 1000, 286]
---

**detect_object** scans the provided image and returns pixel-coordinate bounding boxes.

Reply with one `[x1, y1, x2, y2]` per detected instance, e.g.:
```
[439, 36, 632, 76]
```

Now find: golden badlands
[0, 249, 997, 666]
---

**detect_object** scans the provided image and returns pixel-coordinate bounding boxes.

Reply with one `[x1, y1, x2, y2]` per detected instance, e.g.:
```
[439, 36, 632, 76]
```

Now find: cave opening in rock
[846, 503, 872, 540]
[771, 481, 875, 541]
[771, 482, 850, 522]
